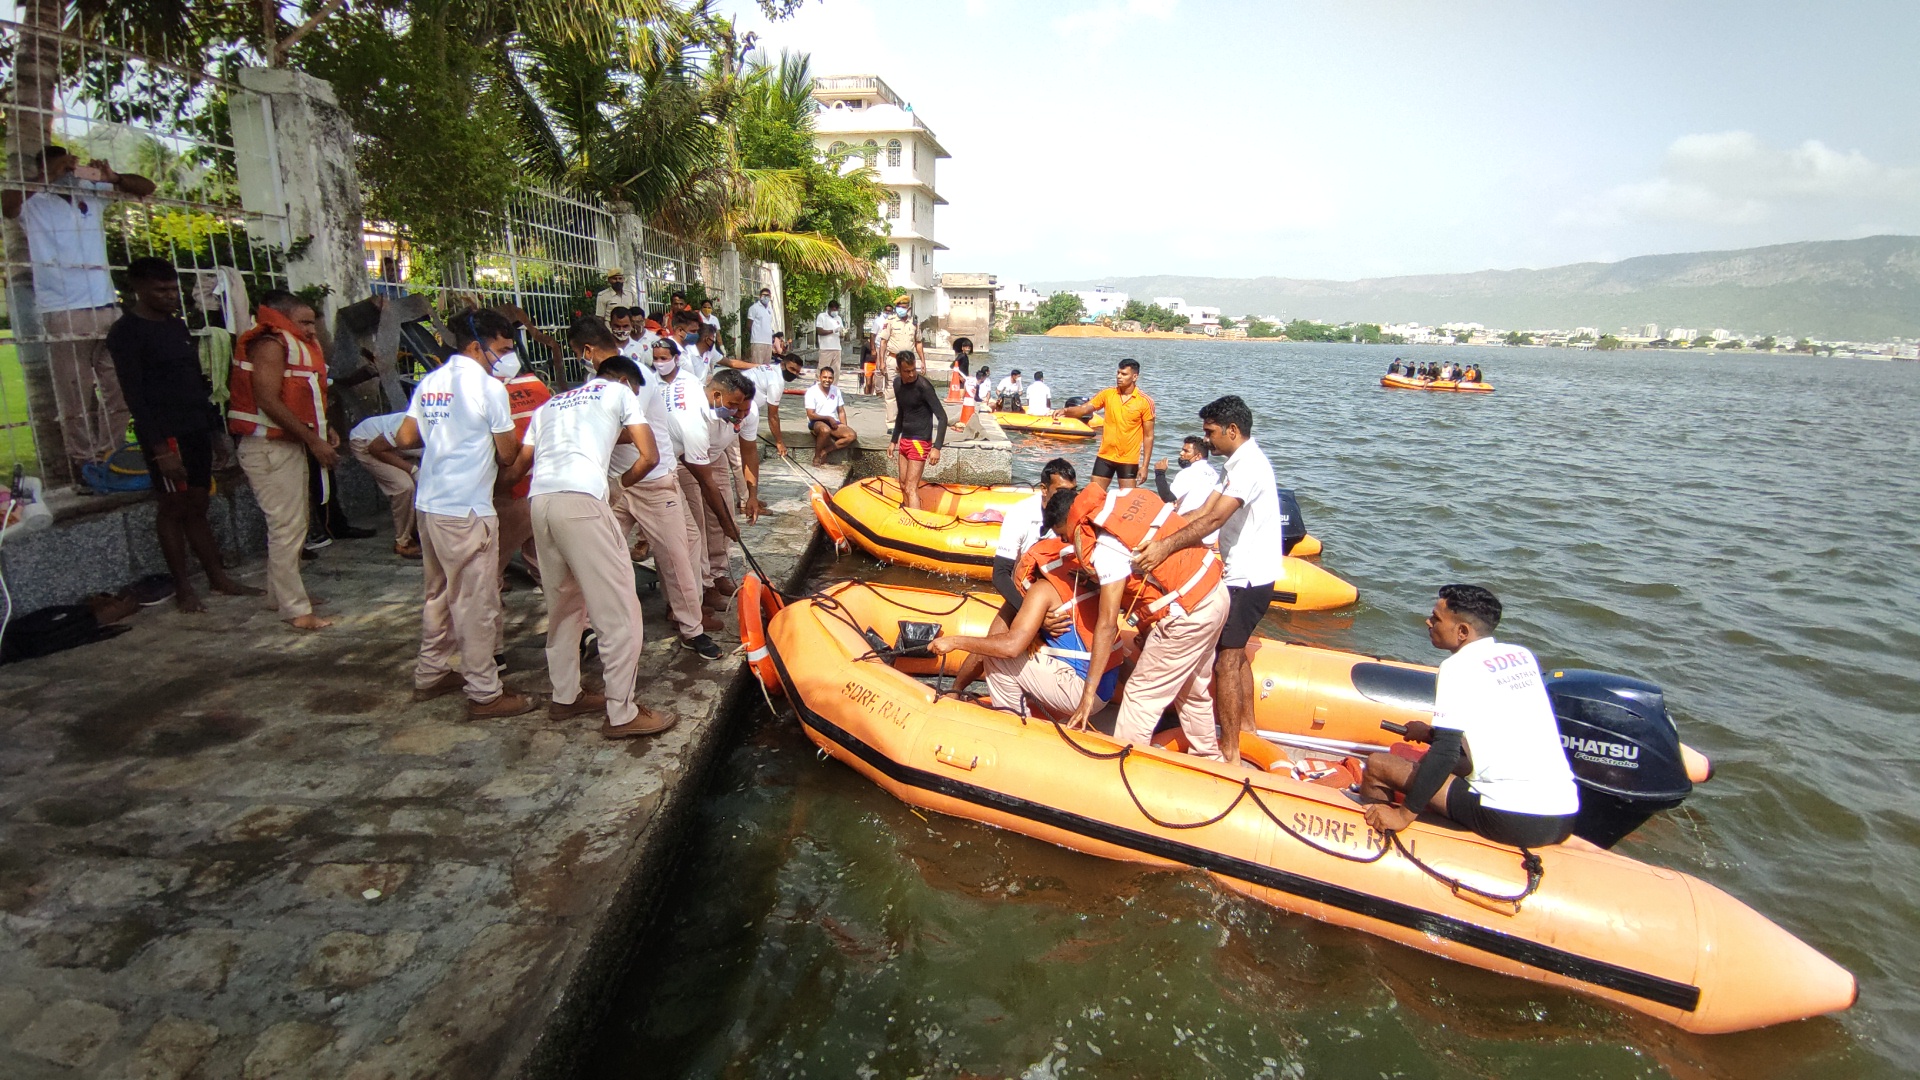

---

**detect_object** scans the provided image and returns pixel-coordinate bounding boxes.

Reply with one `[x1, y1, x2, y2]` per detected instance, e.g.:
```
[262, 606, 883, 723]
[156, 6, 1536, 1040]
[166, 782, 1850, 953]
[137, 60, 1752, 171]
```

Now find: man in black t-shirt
[888, 351, 948, 510]
[106, 257, 262, 612]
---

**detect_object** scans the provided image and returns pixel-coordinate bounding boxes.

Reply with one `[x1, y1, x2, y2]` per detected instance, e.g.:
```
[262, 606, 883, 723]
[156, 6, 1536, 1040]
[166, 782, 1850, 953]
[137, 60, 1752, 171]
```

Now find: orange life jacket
[1061, 485, 1222, 627]
[229, 304, 327, 441]
[502, 373, 552, 500]
[1014, 537, 1131, 688]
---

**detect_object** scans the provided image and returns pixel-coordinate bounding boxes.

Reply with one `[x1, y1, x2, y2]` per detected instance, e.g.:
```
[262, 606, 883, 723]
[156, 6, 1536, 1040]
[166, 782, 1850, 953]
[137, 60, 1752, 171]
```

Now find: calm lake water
[585, 339, 1920, 1079]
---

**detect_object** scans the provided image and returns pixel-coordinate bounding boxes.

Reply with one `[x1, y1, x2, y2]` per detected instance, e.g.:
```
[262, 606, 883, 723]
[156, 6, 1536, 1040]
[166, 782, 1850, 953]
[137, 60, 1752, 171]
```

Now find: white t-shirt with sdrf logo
[814, 311, 844, 351]
[406, 353, 514, 518]
[524, 377, 649, 499]
[1432, 636, 1580, 816]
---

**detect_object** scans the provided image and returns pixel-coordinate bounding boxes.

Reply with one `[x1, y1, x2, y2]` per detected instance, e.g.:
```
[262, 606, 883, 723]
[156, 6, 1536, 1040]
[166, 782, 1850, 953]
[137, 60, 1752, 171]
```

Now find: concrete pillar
[719, 245, 743, 350]
[610, 206, 645, 297]
[230, 67, 369, 322]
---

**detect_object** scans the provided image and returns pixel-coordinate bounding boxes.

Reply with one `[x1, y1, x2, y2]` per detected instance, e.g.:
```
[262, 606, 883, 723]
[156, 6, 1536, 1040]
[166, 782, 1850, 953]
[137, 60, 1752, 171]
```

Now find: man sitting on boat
[1463, 364, 1483, 383]
[1054, 483, 1231, 758]
[1388, 359, 1405, 375]
[1358, 585, 1580, 847]
[931, 488, 1126, 721]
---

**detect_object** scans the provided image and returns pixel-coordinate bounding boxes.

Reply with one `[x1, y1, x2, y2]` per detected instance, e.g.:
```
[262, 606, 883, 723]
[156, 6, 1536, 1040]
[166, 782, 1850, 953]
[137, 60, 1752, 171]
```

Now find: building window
[828, 141, 847, 158]
[911, 196, 917, 222]
[913, 142, 918, 168]
[886, 139, 902, 167]
[887, 244, 900, 270]
[863, 140, 877, 167]
[885, 192, 900, 219]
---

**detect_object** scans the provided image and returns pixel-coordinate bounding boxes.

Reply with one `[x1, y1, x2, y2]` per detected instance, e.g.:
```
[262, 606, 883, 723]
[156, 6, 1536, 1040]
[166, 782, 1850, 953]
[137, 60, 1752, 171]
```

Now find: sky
[728, 0, 1920, 283]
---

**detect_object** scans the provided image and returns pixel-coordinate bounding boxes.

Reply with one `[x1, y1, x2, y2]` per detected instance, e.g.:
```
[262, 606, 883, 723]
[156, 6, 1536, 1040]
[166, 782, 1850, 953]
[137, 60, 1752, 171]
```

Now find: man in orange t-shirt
[1057, 358, 1155, 489]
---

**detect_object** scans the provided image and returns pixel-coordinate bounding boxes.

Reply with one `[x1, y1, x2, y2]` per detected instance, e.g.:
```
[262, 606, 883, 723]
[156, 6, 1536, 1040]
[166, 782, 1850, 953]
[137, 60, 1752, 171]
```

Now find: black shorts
[1091, 456, 1138, 481]
[1217, 582, 1274, 651]
[808, 417, 835, 433]
[141, 430, 214, 494]
[1446, 782, 1576, 847]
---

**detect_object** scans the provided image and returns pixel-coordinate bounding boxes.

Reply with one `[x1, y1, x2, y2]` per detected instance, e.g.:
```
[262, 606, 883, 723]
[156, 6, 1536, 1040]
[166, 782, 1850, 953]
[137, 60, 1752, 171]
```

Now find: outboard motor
[1061, 394, 1089, 411]
[1277, 488, 1307, 554]
[1545, 669, 1692, 848]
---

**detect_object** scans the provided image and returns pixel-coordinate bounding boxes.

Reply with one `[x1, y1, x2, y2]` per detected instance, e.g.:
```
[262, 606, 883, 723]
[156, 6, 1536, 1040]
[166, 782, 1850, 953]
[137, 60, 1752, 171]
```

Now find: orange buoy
[737, 572, 785, 695]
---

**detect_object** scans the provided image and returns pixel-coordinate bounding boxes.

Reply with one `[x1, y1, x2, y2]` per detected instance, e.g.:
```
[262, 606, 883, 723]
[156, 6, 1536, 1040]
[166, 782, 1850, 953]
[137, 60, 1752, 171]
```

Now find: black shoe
[493, 652, 507, 671]
[681, 634, 723, 661]
[303, 530, 333, 552]
[579, 629, 598, 660]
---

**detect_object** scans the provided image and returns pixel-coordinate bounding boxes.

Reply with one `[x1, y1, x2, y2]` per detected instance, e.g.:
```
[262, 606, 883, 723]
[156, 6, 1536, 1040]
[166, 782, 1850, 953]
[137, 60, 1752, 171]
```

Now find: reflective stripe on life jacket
[502, 373, 553, 501]
[229, 305, 327, 441]
[1018, 538, 1125, 699]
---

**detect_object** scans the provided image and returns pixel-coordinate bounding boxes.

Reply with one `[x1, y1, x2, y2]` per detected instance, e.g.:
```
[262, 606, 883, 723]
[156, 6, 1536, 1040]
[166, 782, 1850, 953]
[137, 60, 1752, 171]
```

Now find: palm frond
[737, 229, 874, 281]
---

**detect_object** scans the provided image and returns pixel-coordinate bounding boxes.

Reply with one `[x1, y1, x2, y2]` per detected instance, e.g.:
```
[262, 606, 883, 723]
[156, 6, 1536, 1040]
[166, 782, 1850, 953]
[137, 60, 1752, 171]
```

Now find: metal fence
[0, 9, 289, 485]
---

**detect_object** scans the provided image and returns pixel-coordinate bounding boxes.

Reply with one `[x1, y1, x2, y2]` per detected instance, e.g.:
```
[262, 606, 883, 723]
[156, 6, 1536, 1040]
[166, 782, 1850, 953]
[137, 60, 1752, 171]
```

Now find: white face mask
[653, 357, 677, 377]
[490, 350, 521, 379]
[613, 326, 631, 341]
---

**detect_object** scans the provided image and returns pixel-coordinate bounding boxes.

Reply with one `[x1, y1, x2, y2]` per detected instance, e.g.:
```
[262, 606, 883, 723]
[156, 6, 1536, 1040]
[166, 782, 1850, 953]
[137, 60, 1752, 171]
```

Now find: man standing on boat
[990, 457, 1078, 611]
[1131, 396, 1281, 764]
[888, 352, 948, 511]
[1357, 585, 1580, 847]
[1153, 436, 1218, 538]
[1056, 359, 1155, 490]
[1058, 483, 1230, 759]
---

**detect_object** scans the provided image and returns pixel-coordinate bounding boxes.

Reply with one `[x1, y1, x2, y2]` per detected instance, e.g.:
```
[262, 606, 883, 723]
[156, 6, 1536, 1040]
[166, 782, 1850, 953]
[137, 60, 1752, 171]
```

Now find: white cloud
[1568, 131, 1920, 227]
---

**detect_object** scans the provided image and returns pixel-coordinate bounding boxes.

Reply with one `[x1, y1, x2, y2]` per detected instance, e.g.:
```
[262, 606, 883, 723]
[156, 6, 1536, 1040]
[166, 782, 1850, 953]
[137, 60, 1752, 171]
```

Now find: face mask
[653, 358, 677, 377]
[712, 404, 738, 422]
[613, 327, 631, 341]
[490, 350, 521, 379]
[683, 331, 699, 344]
[895, 307, 906, 316]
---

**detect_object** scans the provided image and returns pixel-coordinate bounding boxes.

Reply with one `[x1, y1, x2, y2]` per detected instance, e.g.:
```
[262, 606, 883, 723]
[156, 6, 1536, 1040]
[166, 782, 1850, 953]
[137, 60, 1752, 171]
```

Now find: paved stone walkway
[0, 451, 842, 1080]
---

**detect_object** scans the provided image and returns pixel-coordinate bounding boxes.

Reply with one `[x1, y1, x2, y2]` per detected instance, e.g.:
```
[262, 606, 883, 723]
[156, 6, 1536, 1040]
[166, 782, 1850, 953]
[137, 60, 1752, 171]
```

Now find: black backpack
[0, 604, 130, 664]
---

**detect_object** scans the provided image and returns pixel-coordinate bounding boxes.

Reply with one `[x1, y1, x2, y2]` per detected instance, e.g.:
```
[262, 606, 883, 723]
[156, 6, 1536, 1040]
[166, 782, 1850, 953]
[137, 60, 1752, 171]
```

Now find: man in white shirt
[746, 286, 777, 363]
[1152, 437, 1220, 544]
[392, 309, 532, 719]
[803, 364, 857, 464]
[1359, 585, 1581, 848]
[658, 344, 753, 611]
[593, 269, 635, 320]
[698, 298, 722, 335]
[567, 321, 718, 659]
[994, 369, 1022, 406]
[502, 354, 677, 738]
[990, 457, 1078, 611]
[1023, 370, 1052, 415]
[814, 300, 845, 369]
[715, 351, 801, 462]
[3, 145, 155, 481]
[1130, 395, 1282, 764]
[348, 411, 420, 557]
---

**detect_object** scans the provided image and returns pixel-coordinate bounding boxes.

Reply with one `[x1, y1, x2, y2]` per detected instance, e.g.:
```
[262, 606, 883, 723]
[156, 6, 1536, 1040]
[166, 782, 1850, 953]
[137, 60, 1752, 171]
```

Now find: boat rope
[1048, 720, 1542, 897]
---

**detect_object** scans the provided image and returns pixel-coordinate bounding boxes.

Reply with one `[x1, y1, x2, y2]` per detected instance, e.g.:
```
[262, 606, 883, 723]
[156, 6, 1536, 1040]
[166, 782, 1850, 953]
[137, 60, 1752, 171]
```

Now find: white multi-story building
[812, 75, 949, 311]
[1073, 287, 1129, 320]
[997, 281, 1044, 314]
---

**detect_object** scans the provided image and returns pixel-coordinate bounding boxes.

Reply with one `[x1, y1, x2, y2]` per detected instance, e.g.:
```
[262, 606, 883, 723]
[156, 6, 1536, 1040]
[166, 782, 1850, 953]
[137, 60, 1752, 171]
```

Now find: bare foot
[174, 590, 207, 613]
[210, 579, 264, 598]
[286, 613, 333, 631]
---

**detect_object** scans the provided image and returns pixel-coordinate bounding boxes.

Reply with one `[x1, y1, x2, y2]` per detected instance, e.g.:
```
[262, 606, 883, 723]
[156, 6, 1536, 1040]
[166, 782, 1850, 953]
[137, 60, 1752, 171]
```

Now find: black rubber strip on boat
[828, 498, 997, 568]
[764, 637, 1702, 1014]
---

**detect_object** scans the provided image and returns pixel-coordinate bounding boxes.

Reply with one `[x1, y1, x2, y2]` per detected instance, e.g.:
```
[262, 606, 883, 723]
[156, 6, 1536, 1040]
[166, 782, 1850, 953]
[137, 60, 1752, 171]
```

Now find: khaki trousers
[611, 470, 706, 640]
[533, 492, 642, 725]
[1112, 583, 1230, 760]
[817, 348, 841, 370]
[43, 304, 130, 464]
[495, 495, 540, 578]
[750, 343, 773, 363]
[415, 510, 503, 702]
[676, 465, 735, 586]
[349, 441, 416, 543]
[236, 437, 313, 618]
[984, 651, 1100, 721]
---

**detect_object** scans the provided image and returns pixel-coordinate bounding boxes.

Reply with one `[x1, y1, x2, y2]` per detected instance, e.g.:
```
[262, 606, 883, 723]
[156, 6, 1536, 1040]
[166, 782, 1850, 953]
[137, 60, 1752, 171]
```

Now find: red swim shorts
[897, 438, 932, 462]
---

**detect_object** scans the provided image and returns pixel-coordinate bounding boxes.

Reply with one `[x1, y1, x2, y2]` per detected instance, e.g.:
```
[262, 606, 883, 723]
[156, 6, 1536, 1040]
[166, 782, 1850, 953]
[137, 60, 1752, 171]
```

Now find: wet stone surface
[0, 448, 843, 1079]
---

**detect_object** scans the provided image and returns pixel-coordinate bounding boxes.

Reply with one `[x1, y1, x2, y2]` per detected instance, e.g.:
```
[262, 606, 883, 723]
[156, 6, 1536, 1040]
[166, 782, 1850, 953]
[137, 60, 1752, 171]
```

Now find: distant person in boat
[994, 369, 1023, 411]
[889, 351, 948, 510]
[1388, 358, 1405, 375]
[1358, 585, 1580, 847]
[1153, 436, 1219, 543]
[804, 365, 856, 465]
[932, 488, 1121, 722]
[970, 365, 994, 407]
[990, 456, 1078, 611]
[1024, 370, 1052, 415]
[1057, 483, 1230, 758]
[1057, 358, 1155, 490]
[1130, 395, 1282, 765]
[1463, 364, 1482, 383]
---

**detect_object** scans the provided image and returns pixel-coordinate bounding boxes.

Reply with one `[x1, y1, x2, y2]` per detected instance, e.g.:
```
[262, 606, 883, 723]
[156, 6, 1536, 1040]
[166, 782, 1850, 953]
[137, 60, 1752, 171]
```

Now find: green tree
[1595, 334, 1624, 350]
[1245, 317, 1279, 338]
[1691, 334, 1716, 347]
[1032, 292, 1087, 331]
[1502, 330, 1535, 346]
[1755, 335, 1778, 351]
[1218, 315, 1236, 329]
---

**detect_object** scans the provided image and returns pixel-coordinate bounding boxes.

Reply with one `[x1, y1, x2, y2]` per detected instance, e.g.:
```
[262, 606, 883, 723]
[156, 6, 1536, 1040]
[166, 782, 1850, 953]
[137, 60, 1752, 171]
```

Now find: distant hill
[1033, 236, 1920, 341]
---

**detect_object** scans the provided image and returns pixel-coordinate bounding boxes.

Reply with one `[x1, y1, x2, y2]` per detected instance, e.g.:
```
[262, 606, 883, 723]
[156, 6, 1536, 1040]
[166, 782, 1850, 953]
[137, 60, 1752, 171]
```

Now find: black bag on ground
[0, 604, 130, 664]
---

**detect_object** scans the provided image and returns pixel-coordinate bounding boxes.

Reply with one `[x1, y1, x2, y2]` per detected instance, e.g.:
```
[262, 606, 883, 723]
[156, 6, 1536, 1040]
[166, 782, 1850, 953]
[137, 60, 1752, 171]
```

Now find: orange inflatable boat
[747, 581, 1853, 1034]
[1382, 373, 1495, 393]
[810, 478, 1345, 608]
[991, 411, 1101, 439]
